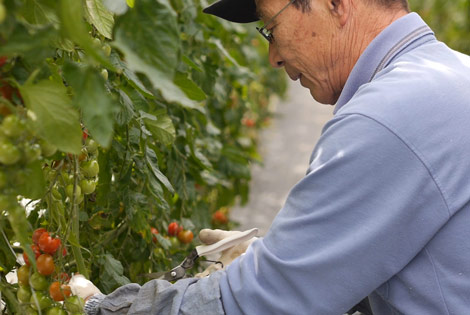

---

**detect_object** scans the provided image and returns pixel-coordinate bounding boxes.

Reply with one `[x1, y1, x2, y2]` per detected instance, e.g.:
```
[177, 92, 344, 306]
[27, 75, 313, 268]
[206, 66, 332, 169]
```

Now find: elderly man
[77, 0, 470, 314]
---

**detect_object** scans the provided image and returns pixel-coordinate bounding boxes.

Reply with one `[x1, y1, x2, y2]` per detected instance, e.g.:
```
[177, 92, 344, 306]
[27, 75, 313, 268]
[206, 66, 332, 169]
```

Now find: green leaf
[155, 234, 171, 250]
[110, 52, 154, 98]
[174, 72, 207, 101]
[145, 147, 174, 193]
[113, 0, 200, 109]
[141, 110, 176, 146]
[19, 80, 82, 154]
[0, 229, 17, 272]
[59, 0, 115, 70]
[85, 0, 114, 39]
[0, 24, 57, 64]
[63, 62, 117, 147]
[19, 0, 59, 25]
[99, 253, 131, 293]
[16, 160, 46, 199]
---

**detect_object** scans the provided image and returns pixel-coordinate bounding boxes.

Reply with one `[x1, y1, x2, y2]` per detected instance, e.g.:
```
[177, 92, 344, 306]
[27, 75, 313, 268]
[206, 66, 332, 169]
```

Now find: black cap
[203, 0, 260, 23]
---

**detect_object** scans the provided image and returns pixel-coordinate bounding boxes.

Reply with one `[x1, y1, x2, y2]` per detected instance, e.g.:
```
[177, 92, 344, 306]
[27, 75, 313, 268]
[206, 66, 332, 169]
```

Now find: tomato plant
[0, 0, 288, 312]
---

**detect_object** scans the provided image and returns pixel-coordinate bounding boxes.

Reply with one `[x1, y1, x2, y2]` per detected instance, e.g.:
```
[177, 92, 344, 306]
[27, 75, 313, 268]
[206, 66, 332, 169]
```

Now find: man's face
[257, 0, 347, 105]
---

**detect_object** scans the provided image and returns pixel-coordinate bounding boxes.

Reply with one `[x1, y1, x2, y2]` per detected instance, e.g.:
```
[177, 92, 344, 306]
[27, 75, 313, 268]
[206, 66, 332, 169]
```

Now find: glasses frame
[256, 0, 297, 43]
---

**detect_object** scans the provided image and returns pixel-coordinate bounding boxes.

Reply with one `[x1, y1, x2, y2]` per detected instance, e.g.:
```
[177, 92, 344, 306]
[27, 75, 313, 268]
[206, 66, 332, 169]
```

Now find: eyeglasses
[256, 0, 296, 43]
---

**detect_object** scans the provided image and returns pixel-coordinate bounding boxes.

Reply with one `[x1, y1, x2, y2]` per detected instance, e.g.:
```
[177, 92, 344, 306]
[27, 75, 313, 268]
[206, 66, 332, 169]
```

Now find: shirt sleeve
[86, 271, 226, 315]
[219, 113, 449, 314]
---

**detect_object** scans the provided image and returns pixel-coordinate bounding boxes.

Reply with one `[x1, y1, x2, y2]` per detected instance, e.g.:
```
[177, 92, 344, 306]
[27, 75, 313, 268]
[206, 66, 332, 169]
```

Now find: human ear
[328, 0, 350, 26]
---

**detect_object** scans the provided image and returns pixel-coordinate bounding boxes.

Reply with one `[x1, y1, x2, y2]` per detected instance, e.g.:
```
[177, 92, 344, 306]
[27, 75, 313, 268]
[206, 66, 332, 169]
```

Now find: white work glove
[68, 274, 102, 301]
[194, 229, 257, 278]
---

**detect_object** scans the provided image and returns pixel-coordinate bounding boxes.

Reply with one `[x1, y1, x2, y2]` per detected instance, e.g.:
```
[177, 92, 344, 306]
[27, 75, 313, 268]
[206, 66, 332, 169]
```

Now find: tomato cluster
[166, 222, 194, 245]
[17, 228, 83, 314]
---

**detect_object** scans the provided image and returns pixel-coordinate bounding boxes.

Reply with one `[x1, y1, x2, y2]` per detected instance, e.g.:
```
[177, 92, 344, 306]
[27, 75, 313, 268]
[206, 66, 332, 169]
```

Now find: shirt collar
[334, 13, 435, 114]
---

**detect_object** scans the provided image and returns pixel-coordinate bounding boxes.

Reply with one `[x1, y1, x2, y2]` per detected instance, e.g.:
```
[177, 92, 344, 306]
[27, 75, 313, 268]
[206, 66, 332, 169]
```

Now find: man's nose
[269, 44, 284, 68]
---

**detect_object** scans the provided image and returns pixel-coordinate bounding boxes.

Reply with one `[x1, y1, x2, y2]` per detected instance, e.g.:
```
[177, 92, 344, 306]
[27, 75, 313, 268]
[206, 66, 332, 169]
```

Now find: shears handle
[195, 228, 258, 257]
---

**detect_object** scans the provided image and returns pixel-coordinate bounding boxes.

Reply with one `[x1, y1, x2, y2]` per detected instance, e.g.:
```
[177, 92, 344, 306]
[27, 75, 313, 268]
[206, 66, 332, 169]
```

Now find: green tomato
[23, 143, 42, 163]
[17, 285, 32, 302]
[45, 306, 67, 315]
[81, 160, 99, 178]
[85, 138, 98, 154]
[1, 115, 25, 138]
[169, 236, 179, 248]
[80, 178, 97, 194]
[0, 139, 21, 165]
[39, 140, 57, 157]
[65, 296, 84, 313]
[30, 272, 49, 291]
[66, 184, 82, 200]
[30, 291, 53, 310]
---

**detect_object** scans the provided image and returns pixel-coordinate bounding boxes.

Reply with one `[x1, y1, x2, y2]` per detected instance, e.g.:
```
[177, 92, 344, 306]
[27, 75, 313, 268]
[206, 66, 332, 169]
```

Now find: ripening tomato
[32, 228, 47, 245]
[23, 244, 41, 266]
[17, 265, 31, 286]
[167, 222, 182, 236]
[49, 281, 72, 301]
[151, 227, 159, 243]
[38, 232, 61, 254]
[212, 210, 228, 224]
[36, 254, 55, 275]
[177, 230, 194, 244]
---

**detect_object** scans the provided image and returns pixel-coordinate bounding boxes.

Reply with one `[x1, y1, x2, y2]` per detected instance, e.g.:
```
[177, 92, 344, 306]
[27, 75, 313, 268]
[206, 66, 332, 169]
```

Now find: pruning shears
[146, 228, 258, 281]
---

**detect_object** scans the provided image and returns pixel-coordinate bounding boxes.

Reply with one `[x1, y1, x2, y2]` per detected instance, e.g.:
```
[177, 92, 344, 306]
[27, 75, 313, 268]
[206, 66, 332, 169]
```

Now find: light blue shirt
[88, 12, 470, 315]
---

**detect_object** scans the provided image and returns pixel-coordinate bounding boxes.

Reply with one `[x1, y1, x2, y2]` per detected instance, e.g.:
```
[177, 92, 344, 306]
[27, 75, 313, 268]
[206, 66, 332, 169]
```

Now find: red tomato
[177, 230, 194, 244]
[38, 232, 61, 254]
[212, 210, 228, 224]
[82, 129, 89, 140]
[49, 281, 72, 301]
[167, 222, 182, 236]
[151, 227, 159, 243]
[36, 254, 55, 275]
[32, 228, 47, 245]
[23, 244, 41, 266]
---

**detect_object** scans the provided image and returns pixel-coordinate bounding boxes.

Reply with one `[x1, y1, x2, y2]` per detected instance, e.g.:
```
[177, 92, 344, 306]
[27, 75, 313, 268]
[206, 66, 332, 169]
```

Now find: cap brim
[203, 0, 259, 23]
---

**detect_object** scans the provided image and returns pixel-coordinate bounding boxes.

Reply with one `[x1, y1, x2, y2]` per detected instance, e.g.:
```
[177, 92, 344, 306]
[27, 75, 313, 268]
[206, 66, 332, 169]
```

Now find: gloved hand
[68, 274, 102, 301]
[194, 229, 257, 278]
